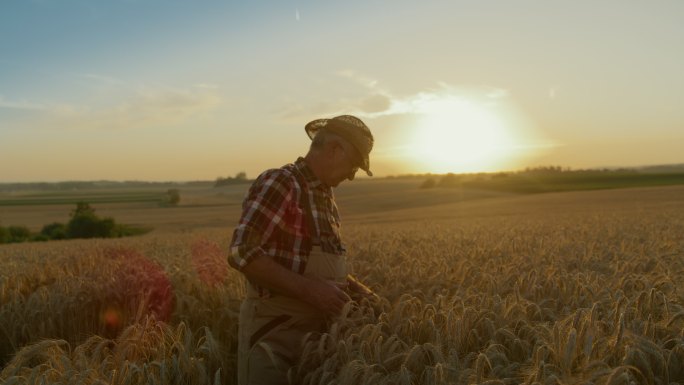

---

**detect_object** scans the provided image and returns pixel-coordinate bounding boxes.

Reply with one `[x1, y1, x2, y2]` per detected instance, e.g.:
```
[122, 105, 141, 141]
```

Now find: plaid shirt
[229, 157, 345, 296]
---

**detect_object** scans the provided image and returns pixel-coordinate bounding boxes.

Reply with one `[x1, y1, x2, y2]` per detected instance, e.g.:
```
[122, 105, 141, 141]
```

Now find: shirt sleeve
[228, 169, 294, 271]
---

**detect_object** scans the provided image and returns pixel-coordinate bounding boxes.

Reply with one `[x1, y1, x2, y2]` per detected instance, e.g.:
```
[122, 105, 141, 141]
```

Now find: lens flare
[101, 247, 175, 332]
[191, 238, 229, 287]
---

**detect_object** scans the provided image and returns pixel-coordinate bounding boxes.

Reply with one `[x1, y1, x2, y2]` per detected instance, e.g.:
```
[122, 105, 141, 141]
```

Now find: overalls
[237, 182, 347, 385]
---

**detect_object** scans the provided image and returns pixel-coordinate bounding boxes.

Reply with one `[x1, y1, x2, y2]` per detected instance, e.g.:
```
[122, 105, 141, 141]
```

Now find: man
[229, 115, 376, 385]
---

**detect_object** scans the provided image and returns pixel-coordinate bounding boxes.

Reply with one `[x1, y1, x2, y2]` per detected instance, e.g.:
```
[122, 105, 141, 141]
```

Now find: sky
[1, 0, 683, 182]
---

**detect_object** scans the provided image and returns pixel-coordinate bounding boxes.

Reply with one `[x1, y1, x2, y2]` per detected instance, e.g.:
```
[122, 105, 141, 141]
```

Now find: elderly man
[229, 115, 376, 385]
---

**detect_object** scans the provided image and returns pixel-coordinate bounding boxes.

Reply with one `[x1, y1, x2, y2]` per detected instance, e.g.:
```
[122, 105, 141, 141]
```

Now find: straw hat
[305, 115, 374, 176]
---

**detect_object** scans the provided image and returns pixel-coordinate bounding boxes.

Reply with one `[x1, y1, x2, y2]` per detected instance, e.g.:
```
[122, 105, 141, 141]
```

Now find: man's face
[327, 140, 359, 187]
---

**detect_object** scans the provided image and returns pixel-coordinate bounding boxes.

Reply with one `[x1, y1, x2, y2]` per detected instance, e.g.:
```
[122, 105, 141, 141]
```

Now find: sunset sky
[1, 1, 683, 182]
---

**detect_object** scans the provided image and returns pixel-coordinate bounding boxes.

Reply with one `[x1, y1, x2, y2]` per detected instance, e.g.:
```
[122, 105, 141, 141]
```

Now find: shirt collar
[294, 157, 329, 193]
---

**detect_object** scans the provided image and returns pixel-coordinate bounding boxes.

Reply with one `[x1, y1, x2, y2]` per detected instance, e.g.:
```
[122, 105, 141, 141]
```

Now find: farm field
[1, 179, 510, 233]
[1, 184, 683, 384]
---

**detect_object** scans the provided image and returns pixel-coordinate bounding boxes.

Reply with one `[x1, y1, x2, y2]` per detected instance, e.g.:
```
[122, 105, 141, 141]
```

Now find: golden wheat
[0, 199, 683, 384]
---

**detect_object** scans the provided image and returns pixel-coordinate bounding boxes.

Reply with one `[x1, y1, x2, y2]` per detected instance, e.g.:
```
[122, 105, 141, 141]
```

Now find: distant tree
[438, 173, 461, 187]
[0, 203, 150, 243]
[523, 166, 565, 174]
[165, 189, 181, 205]
[8, 226, 31, 243]
[214, 171, 250, 187]
[40, 222, 68, 240]
[112, 223, 151, 237]
[31, 234, 50, 242]
[67, 202, 115, 239]
[0, 226, 8, 243]
[71, 201, 96, 217]
[419, 178, 436, 189]
[68, 215, 115, 239]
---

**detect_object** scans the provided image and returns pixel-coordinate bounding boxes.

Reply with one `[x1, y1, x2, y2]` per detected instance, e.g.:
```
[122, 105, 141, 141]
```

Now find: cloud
[276, 71, 393, 120]
[194, 83, 220, 89]
[487, 88, 509, 99]
[331, 74, 512, 119]
[275, 72, 513, 125]
[0, 96, 49, 111]
[358, 94, 392, 113]
[63, 87, 222, 130]
[277, 100, 335, 121]
[335, 70, 381, 90]
[5, 87, 222, 131]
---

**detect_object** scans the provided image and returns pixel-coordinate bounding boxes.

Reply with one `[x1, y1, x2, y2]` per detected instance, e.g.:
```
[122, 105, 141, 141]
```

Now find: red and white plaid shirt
[229, 157, 345, 296]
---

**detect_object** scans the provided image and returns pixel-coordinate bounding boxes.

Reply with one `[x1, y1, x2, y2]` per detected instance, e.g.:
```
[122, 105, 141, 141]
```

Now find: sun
[409, 96, 518, 173]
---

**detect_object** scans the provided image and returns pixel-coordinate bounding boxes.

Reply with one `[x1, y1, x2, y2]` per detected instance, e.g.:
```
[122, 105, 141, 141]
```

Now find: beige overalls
[237, 246, 347, 385]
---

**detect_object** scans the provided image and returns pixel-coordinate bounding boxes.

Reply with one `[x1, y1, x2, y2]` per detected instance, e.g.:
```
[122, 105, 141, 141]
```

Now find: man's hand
[241, 255, 351, 315]
[301, 278, 351, 316]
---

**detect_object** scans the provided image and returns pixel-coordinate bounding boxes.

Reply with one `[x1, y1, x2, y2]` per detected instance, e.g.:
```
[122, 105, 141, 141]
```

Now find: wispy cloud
[277, 71, 394, 120]
[357, 93, 392, 113]
[336, 70, 381, 90]
[0, 96, 49, 111]
[3, 86, 222, 131]
[194, 83, 220, 89]
[486, 88, 509, 99]
[60, 87, 222, 130]
[278, 71, 514, 121]
[380, 83, 512, 116]
[274, 72, 533, 159]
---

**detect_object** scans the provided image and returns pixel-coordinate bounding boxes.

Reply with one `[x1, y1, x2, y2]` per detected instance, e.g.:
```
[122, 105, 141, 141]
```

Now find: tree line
[214, 171, 250, 187]
[0, 202, 149, 244]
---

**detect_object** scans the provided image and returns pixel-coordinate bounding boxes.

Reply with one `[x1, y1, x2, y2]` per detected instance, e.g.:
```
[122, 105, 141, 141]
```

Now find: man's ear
[323, 140, 338, 159]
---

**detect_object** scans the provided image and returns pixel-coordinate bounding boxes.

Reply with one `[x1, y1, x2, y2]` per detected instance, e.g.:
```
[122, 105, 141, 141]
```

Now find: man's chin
[330, 179, 345, 188]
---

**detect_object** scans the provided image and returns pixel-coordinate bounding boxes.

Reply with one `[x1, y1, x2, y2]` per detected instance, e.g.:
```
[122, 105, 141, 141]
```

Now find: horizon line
[2, 162, 683, 185]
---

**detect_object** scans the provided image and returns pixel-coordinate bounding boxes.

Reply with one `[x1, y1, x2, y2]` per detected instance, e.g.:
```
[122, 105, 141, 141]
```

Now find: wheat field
[1, 186, 683, 384]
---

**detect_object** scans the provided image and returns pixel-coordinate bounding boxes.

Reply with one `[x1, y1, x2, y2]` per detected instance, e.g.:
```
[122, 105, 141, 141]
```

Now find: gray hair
[309, 129, 362, 167]
[310, 129, 344, 149]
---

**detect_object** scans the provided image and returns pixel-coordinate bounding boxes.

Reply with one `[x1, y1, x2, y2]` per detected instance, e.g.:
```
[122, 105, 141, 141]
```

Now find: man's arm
[229, 170, 351, 315]
[242, 255, 350, 315]
[228, 170, 294, 271]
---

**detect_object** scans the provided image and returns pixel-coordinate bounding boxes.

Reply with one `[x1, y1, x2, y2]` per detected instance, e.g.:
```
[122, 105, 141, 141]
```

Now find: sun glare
[409, 95, 521, 173]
